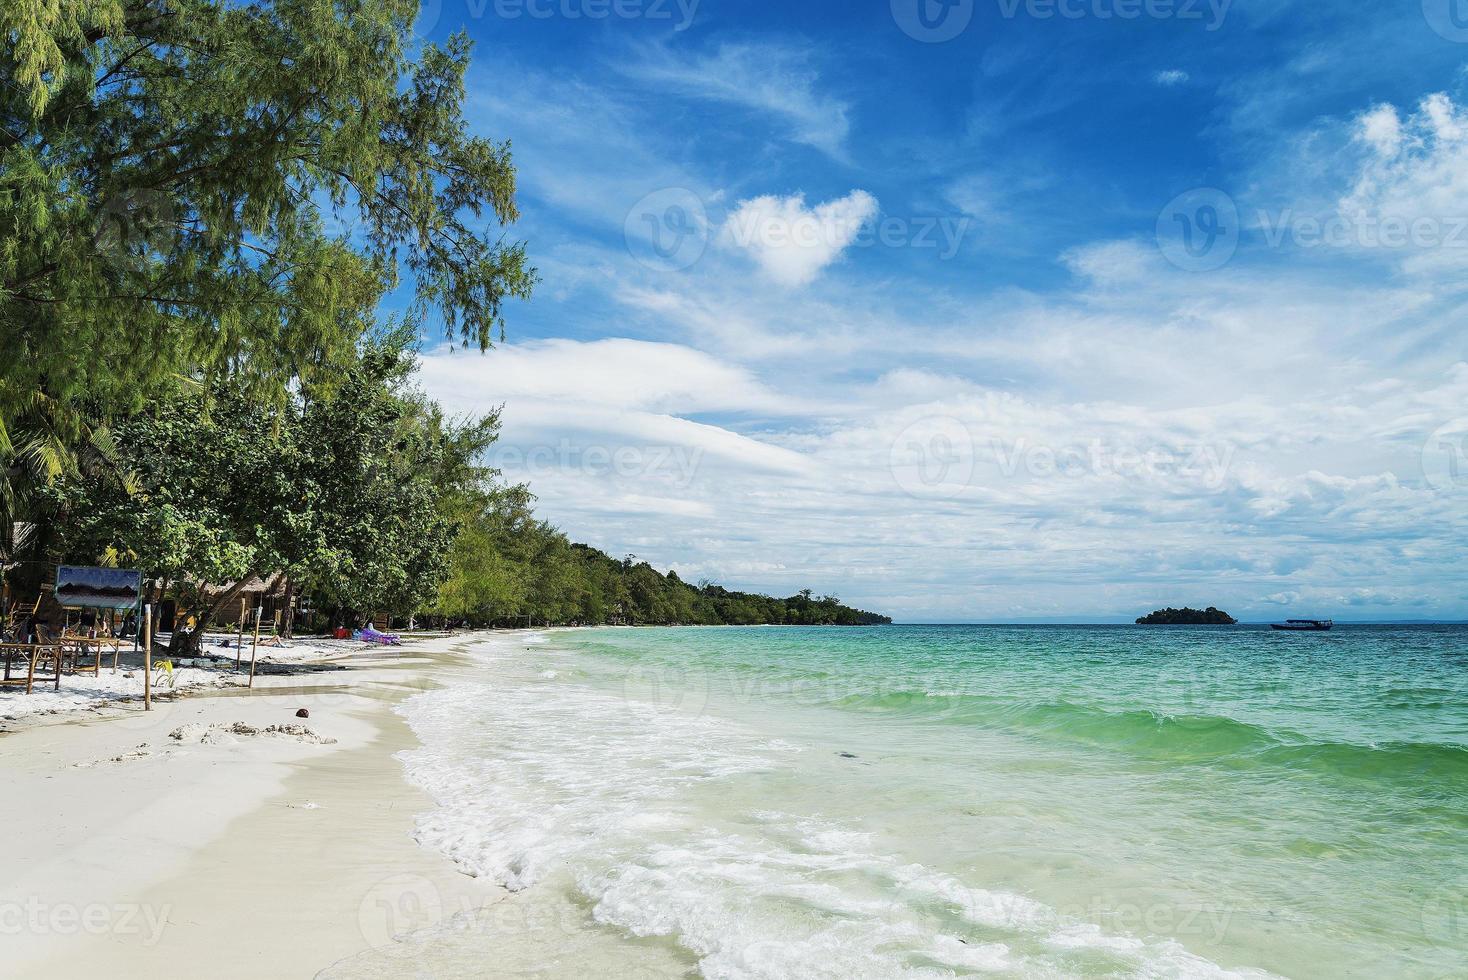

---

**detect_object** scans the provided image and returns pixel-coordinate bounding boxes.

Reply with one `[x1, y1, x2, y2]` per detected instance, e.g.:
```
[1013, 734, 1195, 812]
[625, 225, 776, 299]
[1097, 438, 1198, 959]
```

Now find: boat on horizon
[1270, 618, 1334, 631]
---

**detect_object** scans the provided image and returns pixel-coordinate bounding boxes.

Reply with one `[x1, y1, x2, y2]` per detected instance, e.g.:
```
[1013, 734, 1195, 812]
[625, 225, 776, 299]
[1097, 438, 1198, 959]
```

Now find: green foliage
[1, 0, 534, 500]
[49, 332, 490, 634]
[291, 333, 469, 617]
[48, 378, 292, 629]
[431, 499, 892, 627]
[1135, 606, 1237, 625]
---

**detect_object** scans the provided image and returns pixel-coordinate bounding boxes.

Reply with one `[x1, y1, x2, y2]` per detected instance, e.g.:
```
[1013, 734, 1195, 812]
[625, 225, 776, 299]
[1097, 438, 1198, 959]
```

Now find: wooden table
[59, 635, 123, 676]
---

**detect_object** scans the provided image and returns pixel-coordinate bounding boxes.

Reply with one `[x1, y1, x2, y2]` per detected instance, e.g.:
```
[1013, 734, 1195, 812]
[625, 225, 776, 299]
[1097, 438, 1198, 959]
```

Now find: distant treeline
[434, 484, 890, 626]
[1135, 606, 1237, 625]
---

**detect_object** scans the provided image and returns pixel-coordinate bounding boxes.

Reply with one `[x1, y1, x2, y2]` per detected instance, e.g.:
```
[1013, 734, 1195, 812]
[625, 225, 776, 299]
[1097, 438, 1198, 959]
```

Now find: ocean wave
[393, 642, 1282, 979]
[834, 689, 1468, 777]
[1250, 739, 1468, 784]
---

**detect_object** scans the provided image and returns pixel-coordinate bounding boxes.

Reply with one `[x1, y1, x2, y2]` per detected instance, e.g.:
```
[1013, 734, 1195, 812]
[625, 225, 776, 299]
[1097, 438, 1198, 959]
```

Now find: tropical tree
[1, 0, 535, 536]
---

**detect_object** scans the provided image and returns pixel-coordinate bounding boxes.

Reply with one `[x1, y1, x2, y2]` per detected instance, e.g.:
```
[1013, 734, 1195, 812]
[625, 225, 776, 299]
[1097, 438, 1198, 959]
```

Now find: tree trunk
[281, 576, 295, 639]
[168, 573, 257, 656]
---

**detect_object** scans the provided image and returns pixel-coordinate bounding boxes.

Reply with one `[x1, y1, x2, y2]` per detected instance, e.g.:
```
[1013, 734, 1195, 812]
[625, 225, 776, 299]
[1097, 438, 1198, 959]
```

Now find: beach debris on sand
[73, 745, 161, 767]
[168, 721, 337, 745]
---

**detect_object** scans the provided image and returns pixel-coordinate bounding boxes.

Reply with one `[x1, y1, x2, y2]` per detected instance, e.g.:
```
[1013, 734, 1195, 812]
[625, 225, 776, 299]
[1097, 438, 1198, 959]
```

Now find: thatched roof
[200, 572, 286, 598]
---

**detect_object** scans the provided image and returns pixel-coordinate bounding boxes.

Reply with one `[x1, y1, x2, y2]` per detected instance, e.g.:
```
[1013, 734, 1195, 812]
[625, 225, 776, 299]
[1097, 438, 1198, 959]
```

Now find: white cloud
[721, 190, 878, 286]
[1355, 104, 1403, 155]
[945, 174, 1003, 220]
[617, 43, 851, 159]
[1332, 92, 1468, 276]
[1153, 69, 1190, 86]
[1060, 239, 1154, 284]
[1422, 91, 1464, 141]
[417, 338, 800, 416]
[439, 64, 1468, 620]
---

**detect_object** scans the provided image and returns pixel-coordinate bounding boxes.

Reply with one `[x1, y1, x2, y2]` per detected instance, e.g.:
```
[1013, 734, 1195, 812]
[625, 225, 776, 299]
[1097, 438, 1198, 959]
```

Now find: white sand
[0, 633, 509, 979]
[0, 664, 229, 720]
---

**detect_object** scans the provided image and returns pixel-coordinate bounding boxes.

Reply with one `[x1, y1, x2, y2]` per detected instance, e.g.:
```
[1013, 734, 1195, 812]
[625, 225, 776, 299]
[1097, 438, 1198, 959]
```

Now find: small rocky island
[1135, 606, 1238, 625]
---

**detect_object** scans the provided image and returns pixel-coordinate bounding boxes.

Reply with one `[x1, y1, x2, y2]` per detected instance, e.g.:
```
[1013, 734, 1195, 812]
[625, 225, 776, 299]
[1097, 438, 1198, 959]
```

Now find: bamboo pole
[143, 602, 152, 711]
[247, 605, 262, 688]
[236, 597, 246, 670]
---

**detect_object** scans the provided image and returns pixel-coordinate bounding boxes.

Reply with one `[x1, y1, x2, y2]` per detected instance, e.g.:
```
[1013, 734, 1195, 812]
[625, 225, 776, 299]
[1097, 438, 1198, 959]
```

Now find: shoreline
[0, 631, 513, 979]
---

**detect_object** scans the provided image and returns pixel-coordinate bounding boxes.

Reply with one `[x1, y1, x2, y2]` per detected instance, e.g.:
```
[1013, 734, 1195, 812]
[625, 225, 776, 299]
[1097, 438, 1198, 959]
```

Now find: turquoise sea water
[364, 625, 1468, 979]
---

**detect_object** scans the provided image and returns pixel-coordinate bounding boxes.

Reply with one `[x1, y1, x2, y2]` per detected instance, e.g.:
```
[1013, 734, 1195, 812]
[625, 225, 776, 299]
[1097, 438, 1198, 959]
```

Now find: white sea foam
[395, 635, 1281, 979]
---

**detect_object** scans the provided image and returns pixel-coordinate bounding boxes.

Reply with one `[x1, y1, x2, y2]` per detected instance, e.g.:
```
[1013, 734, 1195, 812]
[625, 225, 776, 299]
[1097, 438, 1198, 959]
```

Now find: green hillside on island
[1136, 607, 1238, 625]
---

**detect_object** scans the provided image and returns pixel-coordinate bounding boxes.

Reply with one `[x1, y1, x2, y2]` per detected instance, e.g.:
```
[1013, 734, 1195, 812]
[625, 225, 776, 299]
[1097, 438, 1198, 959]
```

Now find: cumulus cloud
[721, 190, 878, 286]
[1356, 104, 1403, 155]
[1337, 93, 1468, 263]
[1153, 69, 1190, 86]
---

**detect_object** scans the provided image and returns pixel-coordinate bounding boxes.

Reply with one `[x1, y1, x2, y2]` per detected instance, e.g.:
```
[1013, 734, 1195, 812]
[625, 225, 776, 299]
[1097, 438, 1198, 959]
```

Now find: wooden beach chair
[3, 596, 41, 637]
[0, 642, 62, 694]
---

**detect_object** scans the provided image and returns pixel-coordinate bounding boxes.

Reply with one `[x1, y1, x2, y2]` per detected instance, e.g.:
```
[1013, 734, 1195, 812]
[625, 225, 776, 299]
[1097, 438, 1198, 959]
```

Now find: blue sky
[412, 0, 1468, 622]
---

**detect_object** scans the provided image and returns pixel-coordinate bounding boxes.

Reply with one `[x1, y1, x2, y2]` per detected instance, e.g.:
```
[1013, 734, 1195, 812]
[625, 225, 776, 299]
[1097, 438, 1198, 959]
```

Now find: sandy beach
[7, 626, 1465, 979]
[0, 633, 506, 979]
